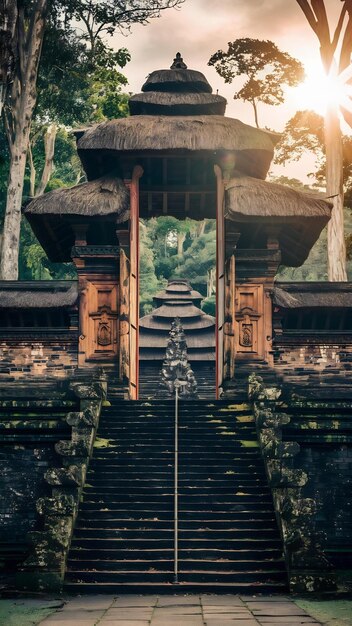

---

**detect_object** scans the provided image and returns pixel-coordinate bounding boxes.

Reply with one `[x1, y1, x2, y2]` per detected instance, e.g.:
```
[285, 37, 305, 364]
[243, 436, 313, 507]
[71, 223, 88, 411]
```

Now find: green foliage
[174, 227, 216, 283]
[209, 38, 304, 126]
[139, 218, 216, 315]
[139, 221, 162, 316]
[202, 296, 216, 316]
[276, 206, 352, 281]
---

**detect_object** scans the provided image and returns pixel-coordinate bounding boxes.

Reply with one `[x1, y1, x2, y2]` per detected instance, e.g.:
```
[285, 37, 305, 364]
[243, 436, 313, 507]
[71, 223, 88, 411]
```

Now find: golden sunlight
[292, 59, 352, 116]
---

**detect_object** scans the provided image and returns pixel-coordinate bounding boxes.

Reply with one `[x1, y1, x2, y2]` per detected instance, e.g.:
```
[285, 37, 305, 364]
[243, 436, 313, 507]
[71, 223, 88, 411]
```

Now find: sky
[110, 0, 345, 182]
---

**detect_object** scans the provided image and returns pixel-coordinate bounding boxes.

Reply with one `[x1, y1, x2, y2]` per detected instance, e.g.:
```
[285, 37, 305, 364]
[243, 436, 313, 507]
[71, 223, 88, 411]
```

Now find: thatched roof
[129, 91, 226, 116]
[139, 274, 215, 361]
[142, 68, 212, 94]
[225, 175, 332, 266]
[77, 116, 277, 180]
[24, 177, 129, 263]
[274, 282, 352, 309]
[0, 281, 78, 309]
[25, 176, 129, 219]
[139, 315, 215, 330]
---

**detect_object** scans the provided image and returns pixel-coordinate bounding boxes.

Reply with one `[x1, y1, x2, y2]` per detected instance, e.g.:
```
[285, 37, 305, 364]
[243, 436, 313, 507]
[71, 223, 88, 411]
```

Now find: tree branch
[296, 0, 320, 34]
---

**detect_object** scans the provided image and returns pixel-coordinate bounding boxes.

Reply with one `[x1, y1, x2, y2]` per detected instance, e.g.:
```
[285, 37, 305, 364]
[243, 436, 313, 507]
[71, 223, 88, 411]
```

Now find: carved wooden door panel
[119, 249, 130, 380]
[224, 254, 235, 380]
[235, 284, 264, 359]
[82, 281, 118, 361]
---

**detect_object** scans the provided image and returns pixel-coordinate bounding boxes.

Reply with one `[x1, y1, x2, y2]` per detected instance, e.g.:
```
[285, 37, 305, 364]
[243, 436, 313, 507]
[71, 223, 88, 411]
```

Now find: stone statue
[160, 318, 198, 398]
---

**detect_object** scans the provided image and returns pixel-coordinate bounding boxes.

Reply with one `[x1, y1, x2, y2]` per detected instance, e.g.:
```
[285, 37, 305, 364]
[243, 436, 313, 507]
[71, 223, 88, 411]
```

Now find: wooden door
[235, 284, 264, 359]
[224, 254, 235, 380]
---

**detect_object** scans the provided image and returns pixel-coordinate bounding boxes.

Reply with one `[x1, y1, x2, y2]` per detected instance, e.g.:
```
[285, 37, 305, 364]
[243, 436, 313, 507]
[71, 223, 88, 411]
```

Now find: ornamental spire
[171, 52, 187, 69]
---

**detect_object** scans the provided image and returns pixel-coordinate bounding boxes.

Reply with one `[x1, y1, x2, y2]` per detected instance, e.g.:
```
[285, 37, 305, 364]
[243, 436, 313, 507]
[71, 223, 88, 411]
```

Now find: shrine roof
[274, 282, 352, 309]
[77, 115, 277, 181]
[24, 176, 129, 219]
[225, 175, 332, 267]
[0, 281, 78, 308]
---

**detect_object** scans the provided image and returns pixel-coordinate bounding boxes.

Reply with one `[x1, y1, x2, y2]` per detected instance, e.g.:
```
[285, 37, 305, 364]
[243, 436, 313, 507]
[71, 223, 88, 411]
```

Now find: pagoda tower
[139, 279, 215, 361]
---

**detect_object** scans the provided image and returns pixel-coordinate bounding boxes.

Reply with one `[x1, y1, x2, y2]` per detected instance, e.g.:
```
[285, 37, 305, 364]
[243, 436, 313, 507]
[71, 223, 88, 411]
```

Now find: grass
[0, 598, 62, 626]
[295, 599, 352, 626]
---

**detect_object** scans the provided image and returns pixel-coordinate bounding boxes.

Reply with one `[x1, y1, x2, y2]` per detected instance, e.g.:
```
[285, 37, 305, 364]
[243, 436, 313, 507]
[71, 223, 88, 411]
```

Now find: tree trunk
[35, 122, 57, 196]
[0, 0, 47, 280]
[177, 231, 186, 256]
[325, 105, 348, 281]
[207, 267, 216, 298]
[251, 99, 259, 128]
[0, 0, 18, 117]
[28, 140, 36, 198]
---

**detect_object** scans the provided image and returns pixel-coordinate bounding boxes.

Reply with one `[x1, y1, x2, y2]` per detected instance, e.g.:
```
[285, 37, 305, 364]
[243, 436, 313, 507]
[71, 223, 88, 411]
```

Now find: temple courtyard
[0, 594, 351, 626]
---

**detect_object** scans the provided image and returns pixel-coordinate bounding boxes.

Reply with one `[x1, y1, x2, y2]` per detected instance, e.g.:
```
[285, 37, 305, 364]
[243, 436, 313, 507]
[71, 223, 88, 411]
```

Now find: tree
[295, 0, 352, 280]
[1, 0, 48, 280]
[0, 0, 17, 116]
[208, 38, 304, 128]
[0, 0, 185, 280]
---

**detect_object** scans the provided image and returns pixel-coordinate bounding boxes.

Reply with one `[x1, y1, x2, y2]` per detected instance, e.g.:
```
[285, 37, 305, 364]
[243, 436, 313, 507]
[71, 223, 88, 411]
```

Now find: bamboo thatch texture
[225, 175, 332, 220]
[142, 68, 212, 93]
[129, 91, 227, 116]
[77, 116, 276, 160]
[274, 283, 352, 309]
[25, 176, 129, 220]
[0, 281, 78, 308]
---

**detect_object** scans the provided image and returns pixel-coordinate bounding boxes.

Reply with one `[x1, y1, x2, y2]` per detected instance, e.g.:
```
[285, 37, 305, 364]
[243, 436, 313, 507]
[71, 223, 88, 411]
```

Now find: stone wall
[0, 374, 106, 591]
[0, 333, 78, 379]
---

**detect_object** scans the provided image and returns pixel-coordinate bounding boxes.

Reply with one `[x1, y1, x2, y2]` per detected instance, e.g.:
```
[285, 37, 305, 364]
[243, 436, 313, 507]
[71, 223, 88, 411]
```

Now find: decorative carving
[171, 52, 187, 69]
[97, 320, 112, 346]
[240, 323, 253, 347]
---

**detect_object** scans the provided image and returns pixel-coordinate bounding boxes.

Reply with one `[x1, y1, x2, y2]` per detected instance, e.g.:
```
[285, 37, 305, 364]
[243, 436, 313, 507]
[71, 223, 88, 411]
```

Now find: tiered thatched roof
[25, 176, 129, 218]
[225, 175, 332, 266]
[77, 116, 277, 181]
[24, 177, 129, 262]
[274, 282, 352, 309]
[139, 279, 215, 361]
[0, 281, 78, 309]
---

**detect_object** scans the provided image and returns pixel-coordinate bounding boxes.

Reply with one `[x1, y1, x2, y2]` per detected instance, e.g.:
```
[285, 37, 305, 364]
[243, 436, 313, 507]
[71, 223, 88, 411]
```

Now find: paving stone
[204, 617, 259, 626]
[257, 618, 320, 624]
[203, 611, 250, 617]
[40, 609, 105, 621]
[100, 621, 150, 626]
[40, 621, 98, 626]
[241, 596, 289, 603]
[252, 607, 310, 616]
[153, 606, 202, 614]
[63, 596, 116, 609]
[157, 595, 201, 605]
[201, 595, 242, 605]
[103, 608, 153, 619]
[113, 596, 158, 607]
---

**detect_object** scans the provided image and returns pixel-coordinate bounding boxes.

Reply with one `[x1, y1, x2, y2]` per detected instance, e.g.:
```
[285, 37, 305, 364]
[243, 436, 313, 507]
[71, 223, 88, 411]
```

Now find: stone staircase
[65, 387, 287, 593]
[139, 363, 216, 399]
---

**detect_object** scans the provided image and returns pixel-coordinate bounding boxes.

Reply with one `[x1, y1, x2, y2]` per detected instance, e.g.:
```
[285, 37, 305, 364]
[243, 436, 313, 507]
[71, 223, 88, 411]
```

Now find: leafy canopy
[208, 38, 304, 127]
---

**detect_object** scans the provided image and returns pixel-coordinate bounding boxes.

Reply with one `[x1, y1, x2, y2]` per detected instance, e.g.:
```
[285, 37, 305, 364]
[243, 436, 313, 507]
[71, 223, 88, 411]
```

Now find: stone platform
[39, 595, 322, 626]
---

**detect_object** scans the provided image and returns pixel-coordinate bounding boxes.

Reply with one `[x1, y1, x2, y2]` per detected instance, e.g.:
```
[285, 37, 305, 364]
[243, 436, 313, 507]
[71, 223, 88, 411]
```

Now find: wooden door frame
[126, 163, 225, 400]
[127, 165, 143, 400]
[214, 165, 225, 399]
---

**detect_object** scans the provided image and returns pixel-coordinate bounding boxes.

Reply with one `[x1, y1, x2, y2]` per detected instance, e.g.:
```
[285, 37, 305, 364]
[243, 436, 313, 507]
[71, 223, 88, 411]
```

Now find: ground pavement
[38, 595, 323, 626]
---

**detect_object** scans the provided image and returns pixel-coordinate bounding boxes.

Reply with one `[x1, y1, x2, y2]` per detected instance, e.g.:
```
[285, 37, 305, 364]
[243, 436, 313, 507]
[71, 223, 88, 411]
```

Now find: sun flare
[293, 61, 352, 116]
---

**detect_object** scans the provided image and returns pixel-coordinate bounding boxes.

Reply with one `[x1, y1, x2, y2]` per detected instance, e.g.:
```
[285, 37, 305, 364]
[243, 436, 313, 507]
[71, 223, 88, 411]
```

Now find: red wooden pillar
[125, 165, 143, 400]
[214, 165, 225, 399]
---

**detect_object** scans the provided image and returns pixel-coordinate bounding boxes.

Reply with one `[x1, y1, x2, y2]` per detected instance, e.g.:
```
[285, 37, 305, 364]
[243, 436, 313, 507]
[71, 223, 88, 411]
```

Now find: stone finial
[171, 52, 187, 69]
